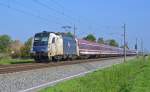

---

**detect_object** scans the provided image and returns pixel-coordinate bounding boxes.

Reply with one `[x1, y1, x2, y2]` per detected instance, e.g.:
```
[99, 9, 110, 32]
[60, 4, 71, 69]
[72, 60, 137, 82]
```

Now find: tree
[67, 32, 73, 37]
[105, 39, 119, 47]
[0, 35, 12, 52]
[97, 37, 104, 44]
[83, 34, 96, 42]
[20, 37, 32, 58]
[9, 40, 23, 58]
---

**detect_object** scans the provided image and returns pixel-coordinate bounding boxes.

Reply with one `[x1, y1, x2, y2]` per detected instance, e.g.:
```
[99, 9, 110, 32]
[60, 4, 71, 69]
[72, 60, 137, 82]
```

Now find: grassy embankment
[0, 57, 33, 65]
[40, 56, 150, 92]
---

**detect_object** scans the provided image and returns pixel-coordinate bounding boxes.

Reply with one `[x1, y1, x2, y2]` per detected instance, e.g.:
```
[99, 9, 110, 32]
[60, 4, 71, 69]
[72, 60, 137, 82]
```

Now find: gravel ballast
[0, 57, 134, 92]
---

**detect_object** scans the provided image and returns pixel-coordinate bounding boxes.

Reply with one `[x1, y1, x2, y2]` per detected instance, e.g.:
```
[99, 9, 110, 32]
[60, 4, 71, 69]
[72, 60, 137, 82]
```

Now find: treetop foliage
[66, 32, 74, 37]
[83, 34, 96, 42]
[83, 34, 119, 47]
[20, 37, 32, 58]
[0, 34, 33, 58]
[105, 39, 119, 47]
[0, 35, 12, 52]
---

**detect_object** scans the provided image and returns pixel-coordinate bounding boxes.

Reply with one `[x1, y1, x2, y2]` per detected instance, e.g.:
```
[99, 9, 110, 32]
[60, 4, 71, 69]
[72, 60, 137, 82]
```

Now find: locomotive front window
[34, 33, 49, 46]
[41, 37, 49, 42]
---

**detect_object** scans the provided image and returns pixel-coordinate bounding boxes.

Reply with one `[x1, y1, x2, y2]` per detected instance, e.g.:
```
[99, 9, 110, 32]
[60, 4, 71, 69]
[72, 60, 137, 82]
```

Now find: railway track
[0, 57, 123, 74]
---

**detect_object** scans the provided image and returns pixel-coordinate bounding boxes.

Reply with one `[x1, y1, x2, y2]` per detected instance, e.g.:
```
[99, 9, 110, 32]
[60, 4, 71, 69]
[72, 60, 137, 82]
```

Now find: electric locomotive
[31, 31, 78, 62]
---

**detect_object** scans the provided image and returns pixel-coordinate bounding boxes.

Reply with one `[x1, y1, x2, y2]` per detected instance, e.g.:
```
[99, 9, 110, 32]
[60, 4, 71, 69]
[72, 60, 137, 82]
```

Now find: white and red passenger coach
[77, 39, 136, 57]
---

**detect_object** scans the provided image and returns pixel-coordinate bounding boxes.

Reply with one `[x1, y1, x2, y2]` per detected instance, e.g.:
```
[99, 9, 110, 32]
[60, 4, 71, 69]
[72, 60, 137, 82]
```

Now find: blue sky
[0, 0, 149, 51]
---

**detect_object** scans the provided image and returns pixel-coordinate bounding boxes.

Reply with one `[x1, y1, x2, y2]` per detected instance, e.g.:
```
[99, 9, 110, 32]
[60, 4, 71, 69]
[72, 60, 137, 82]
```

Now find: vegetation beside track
[0, 58, 34, 65]
[40, 56, 150, 92]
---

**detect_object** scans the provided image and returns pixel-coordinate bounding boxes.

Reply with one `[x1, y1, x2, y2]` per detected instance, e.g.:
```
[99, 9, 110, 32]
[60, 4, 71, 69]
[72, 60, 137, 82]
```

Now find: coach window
[52, 37, 55, 43]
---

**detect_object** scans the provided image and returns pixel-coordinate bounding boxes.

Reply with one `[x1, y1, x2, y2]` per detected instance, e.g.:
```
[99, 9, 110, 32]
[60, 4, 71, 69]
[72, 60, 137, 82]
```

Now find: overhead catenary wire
[1, 1, 132, 40]
[32, 0, 79, 25]
[50, 0, 65, 10]
[1, 0, 127, 33]
[13, 0, 70, 25]
[0, 1, 63, 26]
[33, 0, 114, 36]
[49, 0, 80, 22]
[0, 1, 137, 50]
[0, 0, 78, 33]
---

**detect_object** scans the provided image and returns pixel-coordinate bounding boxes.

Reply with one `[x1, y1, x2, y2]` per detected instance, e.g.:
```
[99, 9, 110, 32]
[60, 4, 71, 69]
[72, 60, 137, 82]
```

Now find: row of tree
[0, 35, 32, 58]
[83, 34, 119, 47]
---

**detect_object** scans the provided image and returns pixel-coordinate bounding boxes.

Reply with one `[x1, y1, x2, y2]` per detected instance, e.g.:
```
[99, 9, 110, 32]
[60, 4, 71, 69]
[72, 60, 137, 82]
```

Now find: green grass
[0, 58, 34, 65]
[40, 56, 150, 92]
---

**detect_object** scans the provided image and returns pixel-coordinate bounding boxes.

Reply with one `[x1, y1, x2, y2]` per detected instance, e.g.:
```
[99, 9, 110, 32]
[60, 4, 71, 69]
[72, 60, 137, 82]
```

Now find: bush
[0, 53, 11, 60]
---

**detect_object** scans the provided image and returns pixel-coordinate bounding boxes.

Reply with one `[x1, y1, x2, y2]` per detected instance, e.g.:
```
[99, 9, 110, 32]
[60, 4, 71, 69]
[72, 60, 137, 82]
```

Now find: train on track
[30, 31, 137, 62]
